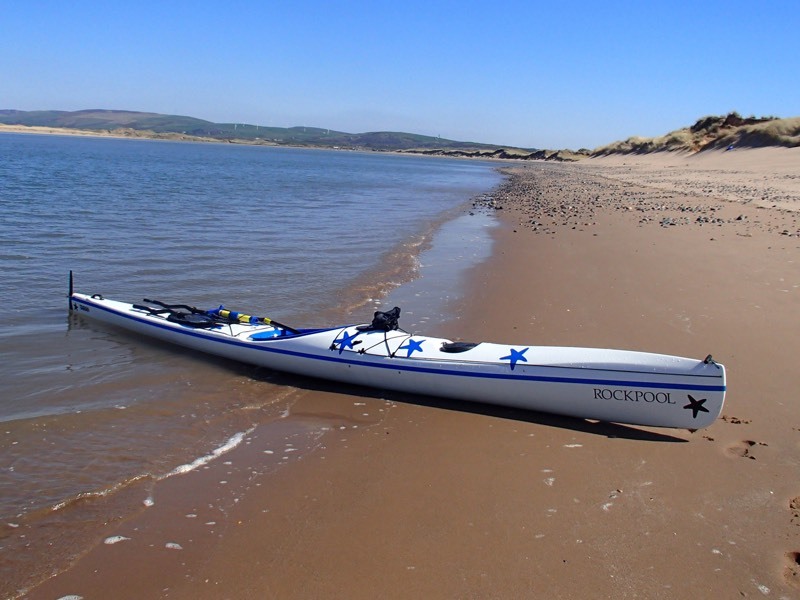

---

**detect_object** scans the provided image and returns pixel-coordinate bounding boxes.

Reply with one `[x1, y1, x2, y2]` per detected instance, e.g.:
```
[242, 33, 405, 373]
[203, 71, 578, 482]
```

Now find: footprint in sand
[785, 552, 800, 589]
[783, 499, 800, 588]
[725, 439, 767, 460]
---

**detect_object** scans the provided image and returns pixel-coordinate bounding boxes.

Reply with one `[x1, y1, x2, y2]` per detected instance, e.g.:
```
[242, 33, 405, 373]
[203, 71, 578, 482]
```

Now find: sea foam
[162, 428, 253, 479]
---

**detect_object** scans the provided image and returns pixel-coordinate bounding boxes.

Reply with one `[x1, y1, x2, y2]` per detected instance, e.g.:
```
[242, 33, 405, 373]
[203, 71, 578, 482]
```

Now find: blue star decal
[500, 347, 529, 370]
[333, 330, 358, 354]
[398, 338, 425, 357]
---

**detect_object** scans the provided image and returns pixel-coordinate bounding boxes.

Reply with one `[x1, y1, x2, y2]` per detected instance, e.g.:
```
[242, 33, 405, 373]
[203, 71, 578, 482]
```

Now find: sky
[2, 0, 798, 149]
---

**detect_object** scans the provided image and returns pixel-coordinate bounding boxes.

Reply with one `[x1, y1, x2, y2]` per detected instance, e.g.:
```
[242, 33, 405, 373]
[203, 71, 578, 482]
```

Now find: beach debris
[721, 415, 751, 424]
[165, 542, 183, 550]
[752, 580, 770, 595]
[788, 497, 800, 527]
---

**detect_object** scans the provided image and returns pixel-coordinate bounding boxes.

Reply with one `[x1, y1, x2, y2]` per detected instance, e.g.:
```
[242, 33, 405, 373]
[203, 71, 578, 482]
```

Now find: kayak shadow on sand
[242, 364, 689, 444]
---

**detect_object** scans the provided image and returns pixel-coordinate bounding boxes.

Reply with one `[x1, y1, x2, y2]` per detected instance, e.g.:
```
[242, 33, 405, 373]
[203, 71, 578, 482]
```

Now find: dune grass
[593, 113, 800, 155]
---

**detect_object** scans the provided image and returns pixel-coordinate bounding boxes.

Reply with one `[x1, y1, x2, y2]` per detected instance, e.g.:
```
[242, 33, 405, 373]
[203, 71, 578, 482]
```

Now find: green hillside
[0, 109, 517, 152]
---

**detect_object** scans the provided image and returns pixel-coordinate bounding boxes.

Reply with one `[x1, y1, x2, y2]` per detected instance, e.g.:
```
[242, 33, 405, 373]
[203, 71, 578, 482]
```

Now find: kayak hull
[70, 293, 726, 429]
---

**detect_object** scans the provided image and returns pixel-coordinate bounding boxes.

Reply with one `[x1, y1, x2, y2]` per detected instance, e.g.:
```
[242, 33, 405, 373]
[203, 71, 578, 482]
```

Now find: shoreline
[2, 167, 504, 599]
[19, 149, 800, 599]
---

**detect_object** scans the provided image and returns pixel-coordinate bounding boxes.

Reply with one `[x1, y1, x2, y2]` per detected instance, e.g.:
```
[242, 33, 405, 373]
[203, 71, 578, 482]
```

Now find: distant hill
[592, 112, 800, 156]
[0, 109, 527, 153]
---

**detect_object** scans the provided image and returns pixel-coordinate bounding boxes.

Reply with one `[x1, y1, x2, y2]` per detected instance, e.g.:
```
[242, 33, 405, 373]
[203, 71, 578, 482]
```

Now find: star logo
[333, 330, 358, 354]
[683, 394, 710, 419]
[500, 347, 529, 371]
[398, 338, 425, 357]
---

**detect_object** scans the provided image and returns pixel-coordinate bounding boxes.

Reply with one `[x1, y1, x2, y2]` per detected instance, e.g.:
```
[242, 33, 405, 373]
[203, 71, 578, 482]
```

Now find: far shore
[0, 121, 572, 159]
[4, 121, 798, 168]
[0, 122, 241, 144]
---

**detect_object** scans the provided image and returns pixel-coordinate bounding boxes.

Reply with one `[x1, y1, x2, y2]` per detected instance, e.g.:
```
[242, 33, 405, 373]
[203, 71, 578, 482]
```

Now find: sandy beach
[0, 123, 223, 143]
[0, 123, 141, 139]
[21, 148, 800, 599]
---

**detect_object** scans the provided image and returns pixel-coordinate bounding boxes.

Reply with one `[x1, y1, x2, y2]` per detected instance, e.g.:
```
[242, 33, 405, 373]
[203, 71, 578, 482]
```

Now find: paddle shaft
[140, 299, 300, 334]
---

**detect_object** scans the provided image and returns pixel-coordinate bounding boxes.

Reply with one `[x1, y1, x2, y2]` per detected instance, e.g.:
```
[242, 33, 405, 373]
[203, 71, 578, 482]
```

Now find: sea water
[0, 132, 502, 594]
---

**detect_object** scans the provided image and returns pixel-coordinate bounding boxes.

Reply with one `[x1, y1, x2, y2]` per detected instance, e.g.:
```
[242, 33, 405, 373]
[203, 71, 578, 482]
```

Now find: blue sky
[2, 1, 797, 149]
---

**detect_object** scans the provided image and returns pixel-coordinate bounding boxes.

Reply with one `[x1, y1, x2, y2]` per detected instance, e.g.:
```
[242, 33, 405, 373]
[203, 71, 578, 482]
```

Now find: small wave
[50, 473, 152, 513]
[160, 428, 254, 479]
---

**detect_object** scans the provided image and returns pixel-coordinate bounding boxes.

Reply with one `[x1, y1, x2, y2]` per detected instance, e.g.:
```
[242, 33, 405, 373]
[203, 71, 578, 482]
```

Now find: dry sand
[0, 124, 130, 138]
[23, 149, 800, 599]
[0, 123, 221, 143]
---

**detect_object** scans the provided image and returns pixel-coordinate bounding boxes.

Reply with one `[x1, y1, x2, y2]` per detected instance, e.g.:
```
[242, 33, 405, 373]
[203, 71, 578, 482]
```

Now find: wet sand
[22, 149, 800, 599]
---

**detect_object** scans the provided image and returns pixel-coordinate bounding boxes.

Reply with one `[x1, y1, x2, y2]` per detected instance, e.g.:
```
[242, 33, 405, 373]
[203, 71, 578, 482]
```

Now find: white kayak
[69, 291, 726, 429]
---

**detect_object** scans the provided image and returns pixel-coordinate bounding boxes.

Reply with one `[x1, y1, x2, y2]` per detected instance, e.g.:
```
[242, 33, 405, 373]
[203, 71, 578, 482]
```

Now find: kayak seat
[356, 306, 401, 332]
[166, 312, 217, 329]
[440, 341, 480, 353]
